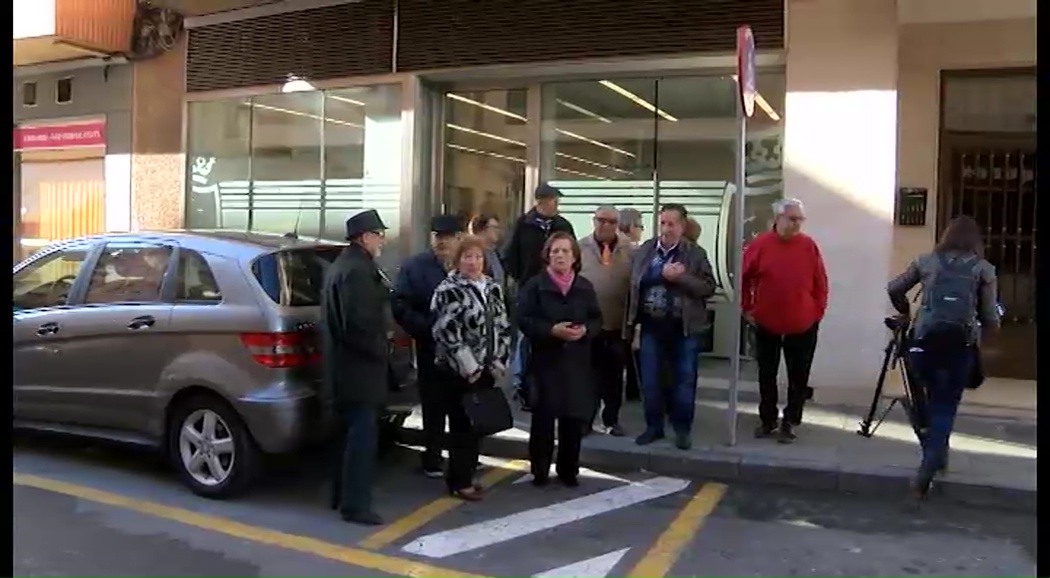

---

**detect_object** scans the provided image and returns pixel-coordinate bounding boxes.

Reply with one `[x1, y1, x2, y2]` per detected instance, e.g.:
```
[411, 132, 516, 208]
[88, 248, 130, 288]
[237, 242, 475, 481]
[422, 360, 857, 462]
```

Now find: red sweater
[741, 230, 828, 335]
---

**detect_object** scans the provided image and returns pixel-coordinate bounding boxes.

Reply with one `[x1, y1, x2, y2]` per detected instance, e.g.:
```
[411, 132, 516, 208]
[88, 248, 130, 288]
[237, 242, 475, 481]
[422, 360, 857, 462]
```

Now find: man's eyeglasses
[594, 217, 619, 226]
[368, 229, 387, 238]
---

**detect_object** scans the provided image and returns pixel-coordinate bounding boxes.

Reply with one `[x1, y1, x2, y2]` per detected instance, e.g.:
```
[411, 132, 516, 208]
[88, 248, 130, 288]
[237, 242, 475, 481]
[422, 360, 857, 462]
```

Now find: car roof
[32, 230, 348, 262]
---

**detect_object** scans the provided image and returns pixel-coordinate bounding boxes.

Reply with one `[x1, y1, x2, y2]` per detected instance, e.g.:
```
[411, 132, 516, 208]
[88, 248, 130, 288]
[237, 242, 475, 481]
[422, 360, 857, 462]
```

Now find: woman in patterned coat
[430, 235, 513, 500]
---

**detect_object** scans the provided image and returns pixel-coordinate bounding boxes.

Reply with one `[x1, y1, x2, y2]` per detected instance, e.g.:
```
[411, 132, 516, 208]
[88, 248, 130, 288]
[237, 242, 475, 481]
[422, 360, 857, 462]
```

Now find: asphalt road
[13, 434, 1037, 578]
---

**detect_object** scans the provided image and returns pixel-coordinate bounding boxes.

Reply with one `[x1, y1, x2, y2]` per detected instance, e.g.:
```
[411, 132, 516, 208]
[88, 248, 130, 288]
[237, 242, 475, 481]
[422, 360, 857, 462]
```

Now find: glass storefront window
[442, 89, 528, 233]
[539, 72, 785, 367]
[185, 83, 404, 266]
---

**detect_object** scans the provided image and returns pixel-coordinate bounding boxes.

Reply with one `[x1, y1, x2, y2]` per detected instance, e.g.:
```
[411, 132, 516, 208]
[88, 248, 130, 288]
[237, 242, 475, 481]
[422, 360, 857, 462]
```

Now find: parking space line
[360, 459, 529, 550]
[13, 473, 488, 578]
[626, 482, 727, 578]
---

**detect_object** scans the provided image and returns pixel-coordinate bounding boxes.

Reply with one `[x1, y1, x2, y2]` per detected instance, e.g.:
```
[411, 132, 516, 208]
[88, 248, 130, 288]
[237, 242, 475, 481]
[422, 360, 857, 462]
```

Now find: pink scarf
[547, 267, 575, 295]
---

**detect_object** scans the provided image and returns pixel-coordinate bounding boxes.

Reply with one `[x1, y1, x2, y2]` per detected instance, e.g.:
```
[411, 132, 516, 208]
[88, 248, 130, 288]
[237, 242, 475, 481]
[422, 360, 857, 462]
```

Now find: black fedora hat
[430, 214, 465, 235]
[345, 209, 388, 240]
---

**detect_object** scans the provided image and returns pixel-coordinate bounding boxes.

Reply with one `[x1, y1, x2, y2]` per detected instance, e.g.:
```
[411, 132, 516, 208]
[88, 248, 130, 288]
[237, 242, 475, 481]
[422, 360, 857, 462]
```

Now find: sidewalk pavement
[400, 379, 1037, 512]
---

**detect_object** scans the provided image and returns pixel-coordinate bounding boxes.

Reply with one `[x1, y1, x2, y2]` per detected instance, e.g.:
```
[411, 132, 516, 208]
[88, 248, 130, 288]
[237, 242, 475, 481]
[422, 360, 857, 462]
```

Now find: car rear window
[251, 247, 343, 306]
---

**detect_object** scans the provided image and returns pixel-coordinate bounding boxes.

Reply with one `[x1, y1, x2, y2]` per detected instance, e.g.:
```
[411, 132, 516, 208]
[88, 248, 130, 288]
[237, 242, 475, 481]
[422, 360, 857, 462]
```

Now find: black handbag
[461, 287, 513, 436]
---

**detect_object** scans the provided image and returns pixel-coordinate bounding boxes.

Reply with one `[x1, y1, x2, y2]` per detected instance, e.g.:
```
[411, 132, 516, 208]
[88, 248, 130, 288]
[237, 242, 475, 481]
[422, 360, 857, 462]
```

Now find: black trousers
[416, 355, 448, 468]
[592, 330, 626, 427]
[529, 408, 584, 481]
[331, 404, 380, 516]
[442, 371, 488, 492]
[754, 322, 820, 428]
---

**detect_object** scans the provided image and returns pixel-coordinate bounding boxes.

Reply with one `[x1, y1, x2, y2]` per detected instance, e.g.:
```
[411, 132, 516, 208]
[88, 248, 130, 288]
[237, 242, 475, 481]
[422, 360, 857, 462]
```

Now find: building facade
[15, 0, 1037, 388]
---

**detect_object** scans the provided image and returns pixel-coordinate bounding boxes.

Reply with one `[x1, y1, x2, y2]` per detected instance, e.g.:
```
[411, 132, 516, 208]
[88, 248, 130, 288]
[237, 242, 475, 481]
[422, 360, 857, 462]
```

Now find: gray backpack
[915, 253, 979, 344]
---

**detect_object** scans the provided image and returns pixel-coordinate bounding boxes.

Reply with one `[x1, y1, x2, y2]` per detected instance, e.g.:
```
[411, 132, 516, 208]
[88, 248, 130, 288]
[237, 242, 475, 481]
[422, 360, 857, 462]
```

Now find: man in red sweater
[741, 198, 828, 443]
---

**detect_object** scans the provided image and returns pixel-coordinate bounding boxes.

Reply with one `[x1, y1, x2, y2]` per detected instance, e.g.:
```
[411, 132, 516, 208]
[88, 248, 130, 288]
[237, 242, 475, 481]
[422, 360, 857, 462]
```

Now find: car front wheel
[167, 394, 260, 499]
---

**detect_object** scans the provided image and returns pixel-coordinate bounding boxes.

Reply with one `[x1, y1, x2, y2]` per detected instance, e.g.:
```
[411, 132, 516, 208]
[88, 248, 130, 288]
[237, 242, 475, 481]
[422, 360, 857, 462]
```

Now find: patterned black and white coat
[430, 271, 513, 381]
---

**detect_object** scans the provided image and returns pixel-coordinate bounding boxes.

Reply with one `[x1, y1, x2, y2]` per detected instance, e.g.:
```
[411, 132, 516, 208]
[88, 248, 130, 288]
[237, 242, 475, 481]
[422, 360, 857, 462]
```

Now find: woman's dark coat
[516, 272, 603, 420]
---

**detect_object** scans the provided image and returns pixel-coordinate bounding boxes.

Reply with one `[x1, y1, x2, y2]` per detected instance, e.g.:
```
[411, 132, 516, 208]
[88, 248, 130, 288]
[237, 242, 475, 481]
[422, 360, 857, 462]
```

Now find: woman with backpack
[887, 215, 1001, 498]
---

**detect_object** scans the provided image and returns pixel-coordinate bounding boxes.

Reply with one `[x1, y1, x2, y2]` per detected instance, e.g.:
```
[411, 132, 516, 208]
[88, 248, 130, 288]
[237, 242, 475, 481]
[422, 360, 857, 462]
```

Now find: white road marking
[532, 548, 630, 578]
[401, 476, 690, 559]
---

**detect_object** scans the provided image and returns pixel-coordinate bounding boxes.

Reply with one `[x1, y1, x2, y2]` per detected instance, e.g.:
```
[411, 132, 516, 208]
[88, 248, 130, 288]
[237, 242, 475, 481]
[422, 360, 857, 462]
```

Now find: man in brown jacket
[579, 205, 635, 436]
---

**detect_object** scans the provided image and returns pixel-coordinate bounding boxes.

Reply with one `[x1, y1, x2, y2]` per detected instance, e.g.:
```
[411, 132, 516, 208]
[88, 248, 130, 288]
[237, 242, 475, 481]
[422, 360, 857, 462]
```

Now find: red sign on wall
[13, 121, 106, 151]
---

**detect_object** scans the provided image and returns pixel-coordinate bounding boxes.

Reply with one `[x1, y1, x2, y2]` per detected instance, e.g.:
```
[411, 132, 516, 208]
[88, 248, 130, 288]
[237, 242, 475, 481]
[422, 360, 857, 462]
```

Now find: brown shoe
[449, 486, 484, 501]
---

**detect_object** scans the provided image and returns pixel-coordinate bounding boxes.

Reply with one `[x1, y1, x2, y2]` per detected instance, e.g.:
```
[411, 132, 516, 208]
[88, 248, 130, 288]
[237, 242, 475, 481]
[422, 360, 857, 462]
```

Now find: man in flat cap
[392, 214, 465, 478]
[321, 209, 391, 525]
[502, 183, 576, 410]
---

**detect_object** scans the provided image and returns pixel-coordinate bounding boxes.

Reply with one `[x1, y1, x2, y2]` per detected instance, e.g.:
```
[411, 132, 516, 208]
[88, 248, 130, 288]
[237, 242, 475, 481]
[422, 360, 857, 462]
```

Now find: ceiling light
[556, 127, 636, 158]
[557, 99, 612, 123]
[446, 143, 607, 180]
[555, 151, 631, 174]
[447, 93, 526, 121]
[246, 101, 363, 128]
[598, 80, 678, 122]
[446, 123, 525, 147]
[731, 75, 781, 121]
[329, 94, 366, 107]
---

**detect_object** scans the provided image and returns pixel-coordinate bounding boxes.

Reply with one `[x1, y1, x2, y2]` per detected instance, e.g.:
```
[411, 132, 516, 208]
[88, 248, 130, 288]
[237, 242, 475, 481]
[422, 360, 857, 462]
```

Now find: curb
[397, 427, 1035, 513]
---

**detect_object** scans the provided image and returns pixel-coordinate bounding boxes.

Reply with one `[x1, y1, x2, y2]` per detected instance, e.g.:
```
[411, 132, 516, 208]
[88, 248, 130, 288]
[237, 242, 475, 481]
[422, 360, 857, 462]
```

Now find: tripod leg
[859, 340, 896, 435]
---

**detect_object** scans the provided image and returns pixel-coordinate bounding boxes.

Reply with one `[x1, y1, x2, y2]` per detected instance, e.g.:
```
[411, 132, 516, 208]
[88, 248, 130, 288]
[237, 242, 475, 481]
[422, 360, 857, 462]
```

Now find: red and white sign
[736, 25, 756, 118]
[14, 121, 106, 151]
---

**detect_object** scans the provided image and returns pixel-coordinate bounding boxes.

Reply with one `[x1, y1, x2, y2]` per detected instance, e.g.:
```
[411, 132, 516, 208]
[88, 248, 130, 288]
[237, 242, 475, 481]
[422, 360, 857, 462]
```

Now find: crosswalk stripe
[401, 476, 690, 559]
[533, 548, 630, 578]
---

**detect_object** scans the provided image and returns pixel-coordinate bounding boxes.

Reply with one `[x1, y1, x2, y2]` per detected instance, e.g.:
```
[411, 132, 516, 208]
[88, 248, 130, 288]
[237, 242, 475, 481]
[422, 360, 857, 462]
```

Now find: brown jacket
[578, 232, 635, 332]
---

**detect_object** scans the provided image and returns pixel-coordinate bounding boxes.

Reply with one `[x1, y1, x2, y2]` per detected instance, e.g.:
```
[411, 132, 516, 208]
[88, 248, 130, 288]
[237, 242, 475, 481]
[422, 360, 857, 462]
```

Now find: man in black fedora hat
[320, 209, 391, 525]
[392, 214, 466, 478]
[502, 183, 576, 410]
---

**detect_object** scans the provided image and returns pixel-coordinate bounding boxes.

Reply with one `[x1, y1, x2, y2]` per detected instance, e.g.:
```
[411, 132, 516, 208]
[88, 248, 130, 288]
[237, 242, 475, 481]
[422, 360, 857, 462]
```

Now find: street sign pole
[728, 25, 756, 447]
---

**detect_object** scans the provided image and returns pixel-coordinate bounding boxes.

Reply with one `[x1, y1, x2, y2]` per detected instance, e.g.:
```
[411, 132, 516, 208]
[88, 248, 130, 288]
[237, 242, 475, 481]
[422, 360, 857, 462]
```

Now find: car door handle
[127, 315, 156, 330]
[35, 322, 60, 337]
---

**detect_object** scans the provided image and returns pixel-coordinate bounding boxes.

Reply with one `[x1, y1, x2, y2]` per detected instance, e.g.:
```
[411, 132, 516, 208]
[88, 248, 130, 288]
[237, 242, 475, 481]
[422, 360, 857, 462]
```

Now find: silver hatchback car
[13, 230, 416, 498]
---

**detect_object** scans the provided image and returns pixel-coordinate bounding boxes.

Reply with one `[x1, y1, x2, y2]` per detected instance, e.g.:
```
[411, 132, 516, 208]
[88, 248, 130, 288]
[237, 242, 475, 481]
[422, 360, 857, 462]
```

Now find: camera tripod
[857, 317, 928, 439]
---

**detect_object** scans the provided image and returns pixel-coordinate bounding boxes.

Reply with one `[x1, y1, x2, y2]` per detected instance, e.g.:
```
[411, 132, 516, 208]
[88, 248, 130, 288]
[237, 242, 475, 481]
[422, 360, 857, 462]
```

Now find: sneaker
[635, 430, 665, 446]
[754, 423, 778, 439]
[674, 432, 692, 450]
[777, 422, 797, 444]
[606, 424, 627, 437]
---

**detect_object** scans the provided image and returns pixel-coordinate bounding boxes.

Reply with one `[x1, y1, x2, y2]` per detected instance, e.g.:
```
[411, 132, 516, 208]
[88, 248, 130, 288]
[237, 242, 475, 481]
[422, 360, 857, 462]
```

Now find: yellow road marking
[360, 459, 529, 550]
[13, 473, 488, 578]
[626, 482, 727, 578]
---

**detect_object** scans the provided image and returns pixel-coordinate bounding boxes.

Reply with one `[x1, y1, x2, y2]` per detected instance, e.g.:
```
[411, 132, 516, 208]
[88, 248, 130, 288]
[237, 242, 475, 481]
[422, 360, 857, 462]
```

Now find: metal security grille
[395, 0, 784, 71]
[940, 139, 1037, 380]
[185, 1, 394, 92]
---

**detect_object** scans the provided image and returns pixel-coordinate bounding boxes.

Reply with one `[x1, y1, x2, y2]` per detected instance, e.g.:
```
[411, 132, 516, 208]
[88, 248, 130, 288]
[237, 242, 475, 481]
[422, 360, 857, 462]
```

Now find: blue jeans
[908, 346, 974, 472]
[331, 404, 380, 516]
[639, 326, 700, 435]
[511, 330, 529, 391]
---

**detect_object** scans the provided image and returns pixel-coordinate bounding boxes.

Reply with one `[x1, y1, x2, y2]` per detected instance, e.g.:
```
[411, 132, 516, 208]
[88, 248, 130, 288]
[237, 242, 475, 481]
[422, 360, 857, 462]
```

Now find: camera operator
[886, 215, 1000, 499]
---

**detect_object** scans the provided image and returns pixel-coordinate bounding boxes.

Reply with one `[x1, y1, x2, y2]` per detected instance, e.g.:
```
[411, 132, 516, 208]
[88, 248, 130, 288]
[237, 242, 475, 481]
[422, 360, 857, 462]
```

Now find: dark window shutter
[395, 0, 784, 71]
[186, 1, 394, 93]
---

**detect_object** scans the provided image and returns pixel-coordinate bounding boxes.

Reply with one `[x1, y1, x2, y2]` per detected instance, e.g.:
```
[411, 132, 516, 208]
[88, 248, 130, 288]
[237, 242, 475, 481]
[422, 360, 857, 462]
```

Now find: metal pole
[727, 103, 747, 447]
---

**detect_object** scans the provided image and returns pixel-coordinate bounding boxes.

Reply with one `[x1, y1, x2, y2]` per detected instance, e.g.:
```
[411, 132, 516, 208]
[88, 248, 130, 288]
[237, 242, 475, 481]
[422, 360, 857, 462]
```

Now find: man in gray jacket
[625, 204, 717, 450]
[579, 205, 635, 436]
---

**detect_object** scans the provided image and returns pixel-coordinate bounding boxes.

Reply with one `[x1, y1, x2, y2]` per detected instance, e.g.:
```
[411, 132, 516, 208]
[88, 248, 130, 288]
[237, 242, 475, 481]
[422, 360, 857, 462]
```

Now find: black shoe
[674, 432, 692, 450]
[754, 423, 778, 439]
[558, 475, 579, 488]
[531, 475, 550, 487]
[911, 468, 934, 500]
[341, 510, 384, 526]
[777, 422, 797, 444]
[422, 457, 445, 478]
[635, 430, 665, 446]
[606, 424, 627, 437]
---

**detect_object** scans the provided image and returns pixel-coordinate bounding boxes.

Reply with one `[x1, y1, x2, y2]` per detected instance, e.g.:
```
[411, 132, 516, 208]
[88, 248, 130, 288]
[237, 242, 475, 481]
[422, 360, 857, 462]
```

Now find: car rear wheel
[168, 394, 260, 499]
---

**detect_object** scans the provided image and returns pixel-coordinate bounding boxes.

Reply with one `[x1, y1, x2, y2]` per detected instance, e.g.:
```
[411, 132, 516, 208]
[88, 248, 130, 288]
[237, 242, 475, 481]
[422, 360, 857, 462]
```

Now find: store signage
[13, 121, 106, 151]
[736, 25, 756, 118]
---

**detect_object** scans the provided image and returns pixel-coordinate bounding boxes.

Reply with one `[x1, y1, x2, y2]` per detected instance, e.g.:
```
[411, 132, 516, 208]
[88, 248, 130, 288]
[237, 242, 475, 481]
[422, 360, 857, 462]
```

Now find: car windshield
[251, 246, 343, 307]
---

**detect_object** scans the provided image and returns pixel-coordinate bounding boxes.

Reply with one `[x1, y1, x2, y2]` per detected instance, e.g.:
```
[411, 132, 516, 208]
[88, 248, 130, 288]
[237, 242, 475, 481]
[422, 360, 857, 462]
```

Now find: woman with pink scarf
[516, 232, 603, 487]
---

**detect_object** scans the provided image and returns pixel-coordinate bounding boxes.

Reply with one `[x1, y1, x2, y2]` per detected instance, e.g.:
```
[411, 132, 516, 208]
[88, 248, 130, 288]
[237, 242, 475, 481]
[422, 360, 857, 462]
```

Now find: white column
[104, 153, 132, 232]
[782, 0, 899, 388]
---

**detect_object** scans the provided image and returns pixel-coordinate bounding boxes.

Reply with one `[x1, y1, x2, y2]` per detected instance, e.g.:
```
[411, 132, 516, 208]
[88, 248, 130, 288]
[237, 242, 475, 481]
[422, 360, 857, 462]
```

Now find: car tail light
[240, 331, 320, 368]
